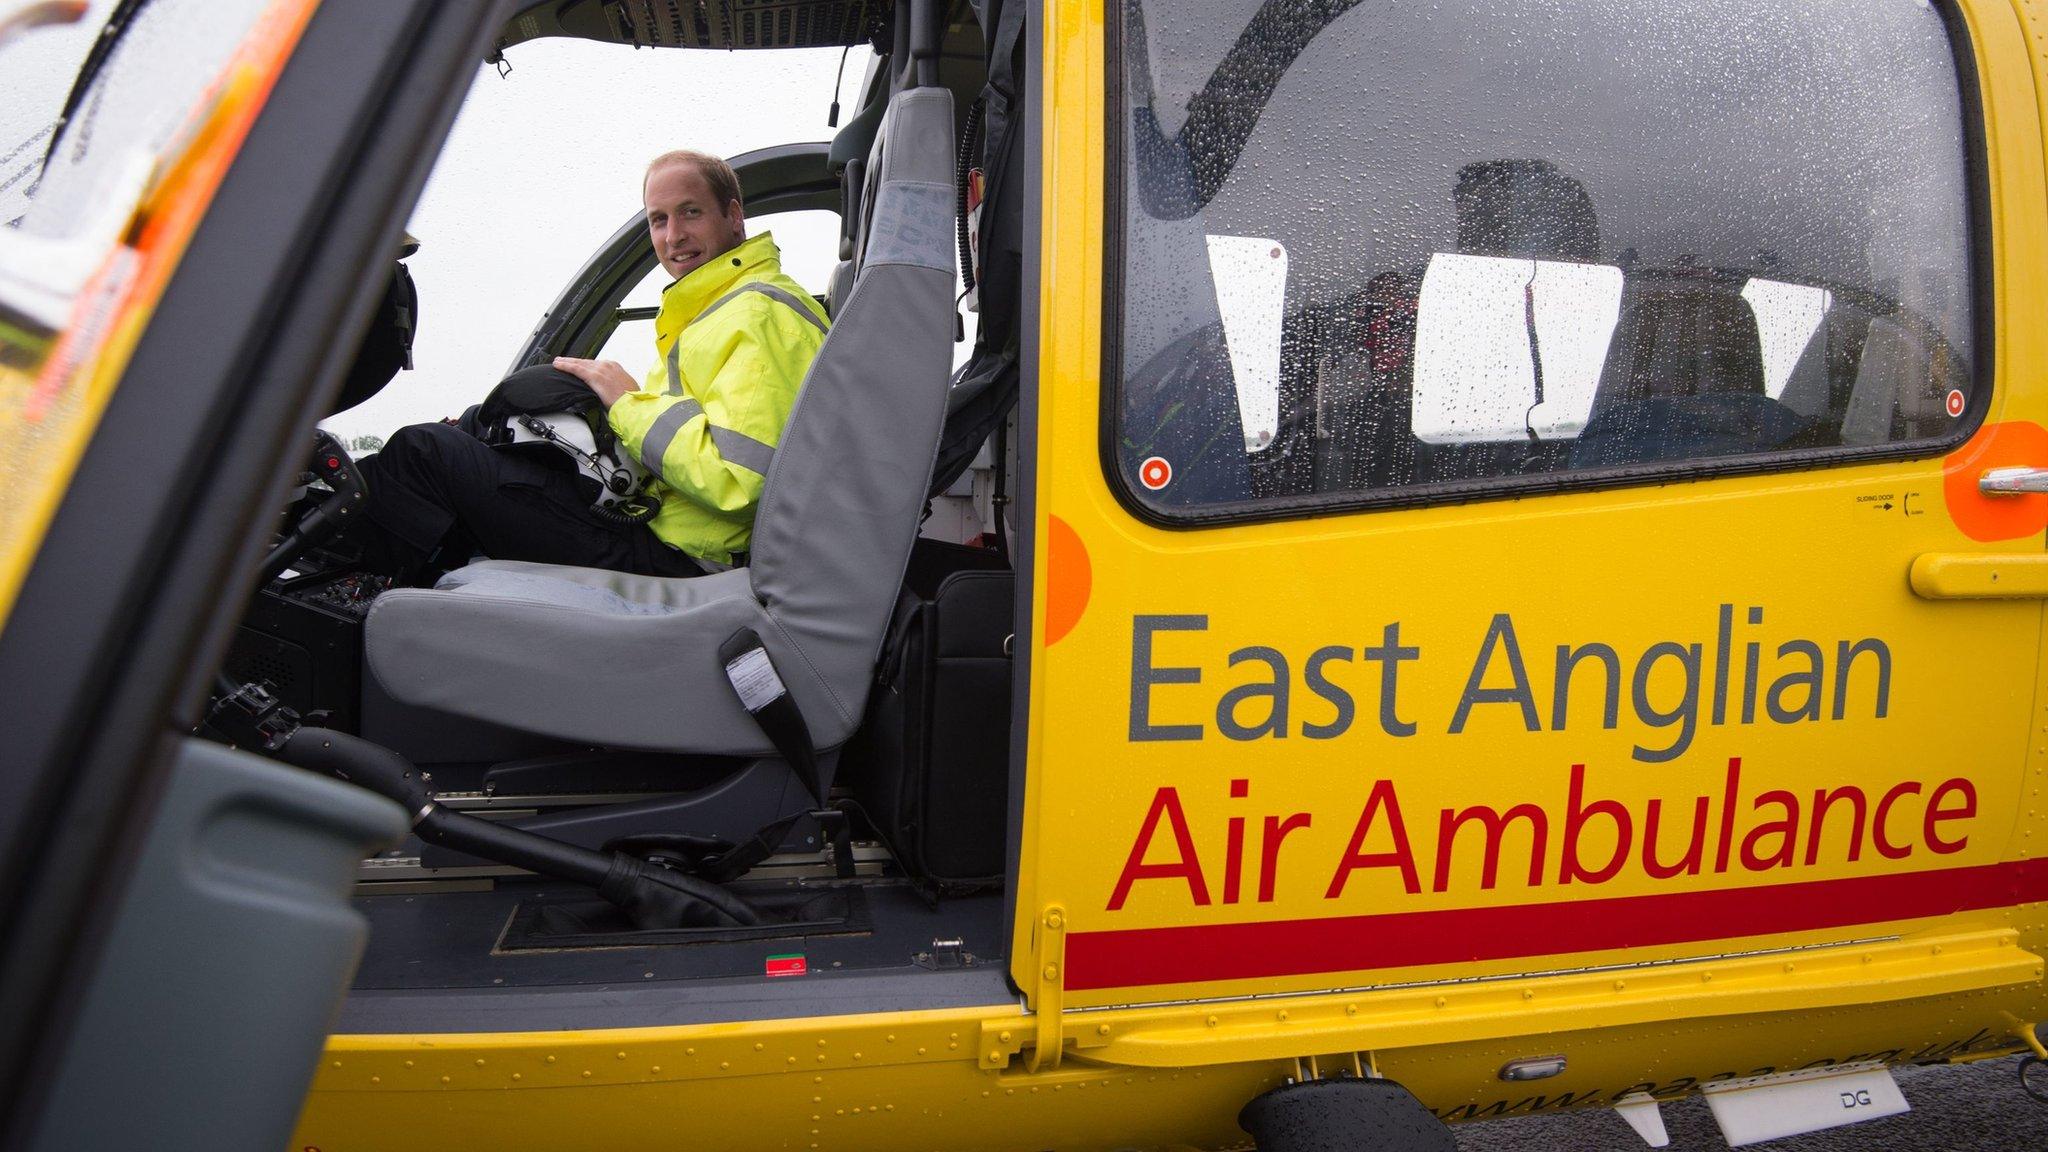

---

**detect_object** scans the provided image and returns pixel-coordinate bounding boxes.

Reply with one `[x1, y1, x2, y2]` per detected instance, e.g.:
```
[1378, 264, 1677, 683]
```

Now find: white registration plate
[1700, 1062, 1909, 1147]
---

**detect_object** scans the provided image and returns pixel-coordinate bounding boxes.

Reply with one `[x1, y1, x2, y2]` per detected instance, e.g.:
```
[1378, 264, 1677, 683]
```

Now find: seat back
[826, 151, 867, 318]
[747, 86, 959, 747]
[825, 258, 856, 318]
[1597, 284, 1767, 405]
[1573, 282, 1806, 467]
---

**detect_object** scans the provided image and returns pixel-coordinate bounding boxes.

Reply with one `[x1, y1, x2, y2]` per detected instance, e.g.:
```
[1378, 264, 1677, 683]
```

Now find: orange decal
[0, 0, 321, 631]
[1044, 514, 1092, 646]
[1943, 421, 2048, 542]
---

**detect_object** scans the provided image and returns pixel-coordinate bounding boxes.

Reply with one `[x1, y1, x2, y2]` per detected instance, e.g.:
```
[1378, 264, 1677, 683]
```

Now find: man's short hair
[644, 150, 743, 211]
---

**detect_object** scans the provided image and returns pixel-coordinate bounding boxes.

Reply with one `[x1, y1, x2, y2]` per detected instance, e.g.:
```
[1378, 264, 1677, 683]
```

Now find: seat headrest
[1454, 158, 1600, 263]
[853, 87, 957, 275]
[868, 87, 955, 187]
[829, 96, 888, 175]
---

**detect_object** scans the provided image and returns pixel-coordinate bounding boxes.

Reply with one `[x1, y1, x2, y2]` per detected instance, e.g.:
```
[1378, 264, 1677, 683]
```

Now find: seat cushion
[364, 562, 824, 755]
[438, 559, 749, 612]
[436, 565, 687, 616]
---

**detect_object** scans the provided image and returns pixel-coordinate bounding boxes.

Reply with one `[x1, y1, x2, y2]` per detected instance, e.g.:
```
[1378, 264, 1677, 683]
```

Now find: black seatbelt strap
[714, 628, 856, 880]
[719, 628, 823, 805]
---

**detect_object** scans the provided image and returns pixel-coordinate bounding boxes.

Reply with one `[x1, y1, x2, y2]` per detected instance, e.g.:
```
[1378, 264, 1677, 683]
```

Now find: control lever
[202, 681, 762, 928]
[258, 430, 366, 584]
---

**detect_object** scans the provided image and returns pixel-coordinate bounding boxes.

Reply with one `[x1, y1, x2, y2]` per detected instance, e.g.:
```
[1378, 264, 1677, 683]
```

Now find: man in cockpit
[352, 149, 828, 579]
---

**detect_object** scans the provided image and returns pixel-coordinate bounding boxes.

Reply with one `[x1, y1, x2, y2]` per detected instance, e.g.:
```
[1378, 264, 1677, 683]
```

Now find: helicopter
[2, 0, 2046, 1149]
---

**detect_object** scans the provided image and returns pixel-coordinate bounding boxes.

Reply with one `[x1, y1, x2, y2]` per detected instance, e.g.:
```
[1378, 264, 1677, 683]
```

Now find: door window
[1109, 0, 1979, 516]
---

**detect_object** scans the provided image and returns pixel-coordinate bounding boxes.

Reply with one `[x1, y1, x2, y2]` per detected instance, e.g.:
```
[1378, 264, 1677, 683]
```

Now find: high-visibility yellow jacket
[607, 232, 829, 565]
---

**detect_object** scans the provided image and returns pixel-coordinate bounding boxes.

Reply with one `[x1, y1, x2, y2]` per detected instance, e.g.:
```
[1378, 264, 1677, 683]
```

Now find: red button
[326, 457, 340, 469]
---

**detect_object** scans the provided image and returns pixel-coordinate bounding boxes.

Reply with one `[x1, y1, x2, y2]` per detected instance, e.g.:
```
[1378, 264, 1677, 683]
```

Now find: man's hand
[553, 356, 640, 409]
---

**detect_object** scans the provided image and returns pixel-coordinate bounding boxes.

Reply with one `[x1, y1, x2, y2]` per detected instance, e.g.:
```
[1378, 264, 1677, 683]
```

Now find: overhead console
[497, 0, 890, 53]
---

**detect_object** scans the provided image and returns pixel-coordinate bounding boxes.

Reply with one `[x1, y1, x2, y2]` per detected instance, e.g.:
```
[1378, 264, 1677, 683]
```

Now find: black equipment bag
[845, 541, 1012, 888]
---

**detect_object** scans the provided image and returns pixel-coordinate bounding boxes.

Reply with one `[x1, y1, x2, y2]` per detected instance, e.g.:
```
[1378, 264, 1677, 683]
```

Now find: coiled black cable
[955, 97, 986, 295]
[589, 493, 660, 526]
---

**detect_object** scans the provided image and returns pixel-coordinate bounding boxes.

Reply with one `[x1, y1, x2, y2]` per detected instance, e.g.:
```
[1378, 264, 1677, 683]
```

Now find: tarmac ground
[1454, 1056, 2048, 1150]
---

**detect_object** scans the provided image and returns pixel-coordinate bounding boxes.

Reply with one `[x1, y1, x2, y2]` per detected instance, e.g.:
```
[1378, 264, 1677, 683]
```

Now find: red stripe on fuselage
[1063, 858, 2048, 991]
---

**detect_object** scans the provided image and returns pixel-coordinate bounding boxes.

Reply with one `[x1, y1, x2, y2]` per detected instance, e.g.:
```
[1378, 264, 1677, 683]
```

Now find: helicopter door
[0, 2, 494, 1145]
[1011, 0, 2048, 1026]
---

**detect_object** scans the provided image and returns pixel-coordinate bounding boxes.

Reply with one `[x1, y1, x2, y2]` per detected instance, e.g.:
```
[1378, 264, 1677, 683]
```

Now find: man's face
[644, 162, 745, 281]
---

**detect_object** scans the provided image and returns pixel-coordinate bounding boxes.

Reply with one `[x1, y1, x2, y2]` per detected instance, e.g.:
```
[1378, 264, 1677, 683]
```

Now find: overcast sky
[333, 37, 855, 442]
[3, 5, 856, 442]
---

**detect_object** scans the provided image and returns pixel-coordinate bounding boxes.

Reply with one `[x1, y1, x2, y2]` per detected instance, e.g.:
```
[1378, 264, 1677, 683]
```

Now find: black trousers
[350, 421, 704, 580]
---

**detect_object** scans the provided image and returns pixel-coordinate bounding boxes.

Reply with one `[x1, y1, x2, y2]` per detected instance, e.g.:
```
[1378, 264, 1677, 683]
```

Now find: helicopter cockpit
[209, 0, 1026, 972]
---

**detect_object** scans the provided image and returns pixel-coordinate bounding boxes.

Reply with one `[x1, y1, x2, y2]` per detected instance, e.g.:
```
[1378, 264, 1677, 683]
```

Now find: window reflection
[1206, 234, 1288, 452]
[1115, 0, 1976, 512]
[1411, 254, 1623, 444]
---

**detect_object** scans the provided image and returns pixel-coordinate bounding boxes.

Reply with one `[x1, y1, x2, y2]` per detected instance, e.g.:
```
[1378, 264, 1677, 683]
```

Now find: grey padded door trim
[29, 741, 404, 1152]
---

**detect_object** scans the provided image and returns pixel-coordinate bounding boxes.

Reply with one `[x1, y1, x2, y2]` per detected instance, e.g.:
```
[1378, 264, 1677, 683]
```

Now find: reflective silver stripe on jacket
[642, 281, 820, 478]
[697, 281, 829, 334]
[641, 397, 704, 484]
[639, 397, 777, 479]
[708, 425, 776, 475]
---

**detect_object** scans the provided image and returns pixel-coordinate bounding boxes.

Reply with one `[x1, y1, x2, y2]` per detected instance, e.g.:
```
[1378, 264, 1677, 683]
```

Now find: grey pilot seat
[359, 84, 961, 866]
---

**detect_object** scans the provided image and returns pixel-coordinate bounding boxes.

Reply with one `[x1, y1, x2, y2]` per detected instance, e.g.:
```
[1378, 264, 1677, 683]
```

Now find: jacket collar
[657, 231, 782, 341]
